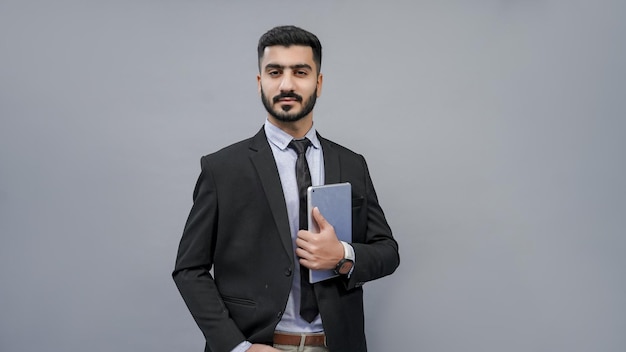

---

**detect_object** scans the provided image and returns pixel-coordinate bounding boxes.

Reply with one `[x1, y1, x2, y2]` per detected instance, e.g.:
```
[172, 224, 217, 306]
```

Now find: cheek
[304, 82, 319, 95]
[261, 81, 278, 95]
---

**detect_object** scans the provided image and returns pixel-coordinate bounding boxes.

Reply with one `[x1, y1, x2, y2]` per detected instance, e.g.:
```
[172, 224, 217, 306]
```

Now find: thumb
[312, 207, 329, 230]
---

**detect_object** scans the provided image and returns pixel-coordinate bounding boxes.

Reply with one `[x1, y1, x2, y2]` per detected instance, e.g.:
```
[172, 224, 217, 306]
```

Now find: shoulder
[205, 138, 253, 158]
[201, 128, 267, 163]
[319, 134, 366, 164]
[319, 135, 361, 157]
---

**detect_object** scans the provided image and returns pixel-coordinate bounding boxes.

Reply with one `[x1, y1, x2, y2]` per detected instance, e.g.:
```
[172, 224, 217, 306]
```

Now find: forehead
[260, 45, 316, 69]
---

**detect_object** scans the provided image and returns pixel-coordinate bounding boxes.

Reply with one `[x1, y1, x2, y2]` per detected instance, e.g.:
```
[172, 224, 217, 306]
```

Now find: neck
[267, 115, 313, 139]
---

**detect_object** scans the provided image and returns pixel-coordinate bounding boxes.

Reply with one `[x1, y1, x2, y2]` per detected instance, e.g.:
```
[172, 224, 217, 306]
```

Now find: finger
[295, 247, 312, 260]
[312, 207, 329, 229]
[295, 238, 310, 252]
[299, 257, 316, 270]
[296, 229, 312, 242]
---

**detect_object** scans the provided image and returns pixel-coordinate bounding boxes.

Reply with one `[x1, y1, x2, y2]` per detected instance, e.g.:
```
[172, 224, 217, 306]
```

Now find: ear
[316, 73, 323, 97]
[257, 74, 262, 95]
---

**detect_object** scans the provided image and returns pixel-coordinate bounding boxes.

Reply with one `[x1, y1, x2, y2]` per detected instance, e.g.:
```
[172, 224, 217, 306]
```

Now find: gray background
[1, 0, 624, 351]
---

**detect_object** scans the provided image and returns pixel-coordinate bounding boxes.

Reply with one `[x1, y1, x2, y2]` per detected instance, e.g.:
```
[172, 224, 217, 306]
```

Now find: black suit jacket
[173, 127, 399, 352]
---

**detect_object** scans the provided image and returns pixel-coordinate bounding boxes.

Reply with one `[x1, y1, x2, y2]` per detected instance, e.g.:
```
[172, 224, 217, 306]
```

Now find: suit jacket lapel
[318, 133, 341, 184]
[249, 128, 295, 263]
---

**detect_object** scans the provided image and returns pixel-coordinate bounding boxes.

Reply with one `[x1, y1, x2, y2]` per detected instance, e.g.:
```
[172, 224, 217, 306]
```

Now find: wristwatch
[334, 258, 354, 275]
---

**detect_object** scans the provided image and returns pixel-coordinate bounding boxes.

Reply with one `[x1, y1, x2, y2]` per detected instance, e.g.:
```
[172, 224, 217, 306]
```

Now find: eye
[267, 69, 282, 77]
[295, 70, 308, 76]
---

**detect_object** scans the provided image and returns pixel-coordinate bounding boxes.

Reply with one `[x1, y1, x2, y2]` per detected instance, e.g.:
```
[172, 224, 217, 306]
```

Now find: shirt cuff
[231, 341, 252, 352]
[340, 241, 355, 277]
[341, 241, 355, 261]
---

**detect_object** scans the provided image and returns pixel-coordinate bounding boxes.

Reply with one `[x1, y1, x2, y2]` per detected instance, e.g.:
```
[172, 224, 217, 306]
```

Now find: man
[173, 25, 399, 352]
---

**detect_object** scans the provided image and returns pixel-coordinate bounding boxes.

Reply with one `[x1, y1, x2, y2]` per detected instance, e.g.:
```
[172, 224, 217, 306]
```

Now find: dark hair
[257, 25, 322, 73]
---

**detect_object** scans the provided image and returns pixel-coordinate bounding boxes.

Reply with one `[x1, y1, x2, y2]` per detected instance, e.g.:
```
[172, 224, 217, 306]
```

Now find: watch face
[338, 260, 353, 275]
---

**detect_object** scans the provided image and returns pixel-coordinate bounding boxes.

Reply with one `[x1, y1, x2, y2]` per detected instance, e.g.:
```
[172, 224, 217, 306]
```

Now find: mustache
[273, 92, 303, 103]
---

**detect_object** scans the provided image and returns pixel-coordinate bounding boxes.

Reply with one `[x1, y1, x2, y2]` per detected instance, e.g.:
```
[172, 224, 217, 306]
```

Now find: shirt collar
[264, 119, 321, 151]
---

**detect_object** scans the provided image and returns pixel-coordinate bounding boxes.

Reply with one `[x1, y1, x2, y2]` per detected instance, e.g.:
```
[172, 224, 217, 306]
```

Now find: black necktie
[288, 138, 319, 323]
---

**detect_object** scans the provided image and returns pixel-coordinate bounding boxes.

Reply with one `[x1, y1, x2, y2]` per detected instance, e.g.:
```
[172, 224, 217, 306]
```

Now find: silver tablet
[306, 182, 352, 283]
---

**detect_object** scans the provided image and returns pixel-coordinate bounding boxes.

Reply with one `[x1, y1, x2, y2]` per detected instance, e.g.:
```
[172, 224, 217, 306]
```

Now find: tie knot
[288, 138, 312, 155]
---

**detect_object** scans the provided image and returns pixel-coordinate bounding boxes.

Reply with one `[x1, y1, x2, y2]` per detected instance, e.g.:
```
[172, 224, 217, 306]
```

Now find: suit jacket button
[284, 268, 292, 276]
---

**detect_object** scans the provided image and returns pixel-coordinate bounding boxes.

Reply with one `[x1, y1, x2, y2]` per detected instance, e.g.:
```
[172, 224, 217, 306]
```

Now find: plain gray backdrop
[1, 1, 624, 351]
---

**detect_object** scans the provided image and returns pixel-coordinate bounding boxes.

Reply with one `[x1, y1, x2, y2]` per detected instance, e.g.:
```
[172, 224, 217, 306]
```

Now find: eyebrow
[264, 63, 313, 71]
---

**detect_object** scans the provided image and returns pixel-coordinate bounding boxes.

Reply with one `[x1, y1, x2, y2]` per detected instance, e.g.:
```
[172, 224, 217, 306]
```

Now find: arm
[296, 156, 399, 288]
[346, 155, 400, 289]
[172, 157, 246, 352]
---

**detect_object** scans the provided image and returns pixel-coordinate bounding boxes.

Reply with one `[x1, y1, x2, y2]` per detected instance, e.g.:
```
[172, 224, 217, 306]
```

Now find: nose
[279, 72, 295, 92]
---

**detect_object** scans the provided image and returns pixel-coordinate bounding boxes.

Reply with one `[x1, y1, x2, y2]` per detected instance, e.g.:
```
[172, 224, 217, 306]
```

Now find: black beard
[261, 88, 317, 123]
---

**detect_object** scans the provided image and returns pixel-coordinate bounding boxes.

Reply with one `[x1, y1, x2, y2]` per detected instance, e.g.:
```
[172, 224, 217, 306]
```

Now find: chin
[272, 112, 307, 123]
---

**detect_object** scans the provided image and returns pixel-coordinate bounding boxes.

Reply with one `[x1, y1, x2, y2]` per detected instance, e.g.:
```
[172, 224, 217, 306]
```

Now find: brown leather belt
[273, 332, 326, 347]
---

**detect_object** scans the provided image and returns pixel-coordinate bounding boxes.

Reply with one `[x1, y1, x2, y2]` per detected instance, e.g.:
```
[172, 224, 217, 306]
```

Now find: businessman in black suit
[173, 25, 399, 352]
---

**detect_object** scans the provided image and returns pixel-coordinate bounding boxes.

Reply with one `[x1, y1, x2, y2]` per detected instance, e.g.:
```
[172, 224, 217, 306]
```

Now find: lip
[274, 93, 302, 104]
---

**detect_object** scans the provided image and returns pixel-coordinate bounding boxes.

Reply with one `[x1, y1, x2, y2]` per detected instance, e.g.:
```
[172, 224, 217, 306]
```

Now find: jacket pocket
[351, 196, 366, 243]
[222, 295, 256, 307]
[222, 295, 257, 334]
[352, 196, 364, 208]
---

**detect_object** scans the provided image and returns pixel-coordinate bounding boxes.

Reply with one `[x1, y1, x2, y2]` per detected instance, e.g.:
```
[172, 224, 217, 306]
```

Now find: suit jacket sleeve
[345, 154, 400, 290]
[172, 156, 245, 352]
